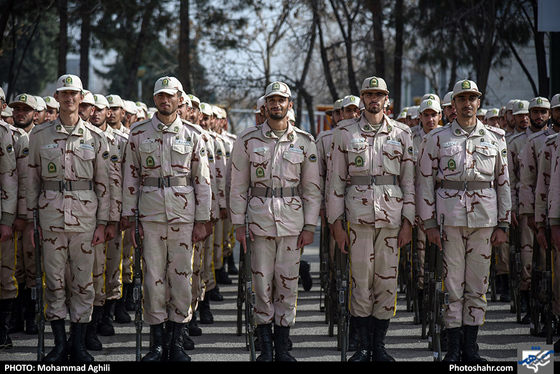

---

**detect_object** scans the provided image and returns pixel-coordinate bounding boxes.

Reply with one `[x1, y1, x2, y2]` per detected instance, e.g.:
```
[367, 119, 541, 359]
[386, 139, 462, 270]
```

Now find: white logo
[518, 346, 554, 374]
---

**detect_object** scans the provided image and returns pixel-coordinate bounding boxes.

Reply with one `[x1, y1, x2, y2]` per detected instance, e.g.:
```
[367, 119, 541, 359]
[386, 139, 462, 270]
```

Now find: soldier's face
[361, 91, 387, 115]
[45, 107, 58, 122]
[107, 107, 123, 124]
[10, 103, 37, 129]
[452, 94, 479, 119]
[79, 103, 93, 121]
[55, 90, 83, 114]
[420, 109, 441, 133]
[552, 107, 560, 127]
[529, 108, 549, 129]
[342, 106, 360, 120]
[266, 95, 291, 121]
[514, 112, 529, 131]
[90, 106, 107, 127]
[154, 92, 181, 116]
[333, 109, 343, 124]
[443, 105, 457, 122]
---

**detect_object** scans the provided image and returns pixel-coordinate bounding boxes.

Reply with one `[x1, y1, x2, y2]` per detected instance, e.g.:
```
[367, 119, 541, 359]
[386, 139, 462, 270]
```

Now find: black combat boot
[24, 288, 38, 334]
[198, 297, 214, 324]
[256, 324, 273, 362]
[69, 323, 94, 362]
[85, 306, 103, 351]
[142, 323, 165, 361]
[348, 316, 371, 362]
[0, 299, 14, 349]
[443, 327, 461, 362]
[182, 322, 195, 350]
[370, 317, 395, 362]
[44, 319, 68, 362]
[97, 300, 115, 336]
[274, 325, 296, 362]
[461, 325, 486, 362]
[168, 322, 191, 361]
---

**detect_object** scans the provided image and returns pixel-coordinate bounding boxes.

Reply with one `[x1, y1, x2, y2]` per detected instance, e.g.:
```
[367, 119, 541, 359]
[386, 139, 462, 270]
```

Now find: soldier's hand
[27, 223, 42, 248]
[297, 230, 314, 249]
[552, 225, 560, 250]
[397, 218, 412, 248]
[12, 217, 26, 233]
[192, 222, 207, 244]
[528, 216, 538, 235]
[0, 224, 13, 242]
[120, 216, 131, 230]
[105, 223, 117, 242]
[92, 224, 106, 246]
[332, 220, 349, 254]
[235, 226, 254, 253]
[427, 227, 442, 250]
[490, 227, 507, 247]
[131, 220, 144, 249]
[536, 227, 548, 249]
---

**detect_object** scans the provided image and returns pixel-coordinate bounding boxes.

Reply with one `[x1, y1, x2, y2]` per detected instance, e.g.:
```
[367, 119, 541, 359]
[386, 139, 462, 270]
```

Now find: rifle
[410, 226, 420, 325]
[133, 211, 143, 362]
[421, 234, 433, 339]
[243, 214, 257, 361]
[431, 215, 448, 361]
[489, 246, 498, 302]
[336, 238, 350, 362]
[32, 211, 45, 361]
[509, 214, 522, 323]
[543, 217, 553, 344]
[319, 222, 330, 315]
[529, 235, 543, 337]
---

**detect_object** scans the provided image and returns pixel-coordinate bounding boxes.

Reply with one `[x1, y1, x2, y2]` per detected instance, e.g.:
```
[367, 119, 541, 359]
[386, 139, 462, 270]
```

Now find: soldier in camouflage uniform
[327, 76, 415, 362]
[229, 81, 321, 362]
[26, 74, 111, 362]
[507, 98, 550, 323]
[121, 76, 211, 361]
[0, 91, 20, 348]
[416, 79, 511, 362]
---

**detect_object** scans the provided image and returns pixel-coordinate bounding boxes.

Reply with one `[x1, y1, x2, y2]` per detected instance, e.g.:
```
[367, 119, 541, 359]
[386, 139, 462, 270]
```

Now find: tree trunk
[80, 0, 92, 89]
[58, 0, 68, 78]
[392, 0, 403, 116]
[178, 0, 193, 94]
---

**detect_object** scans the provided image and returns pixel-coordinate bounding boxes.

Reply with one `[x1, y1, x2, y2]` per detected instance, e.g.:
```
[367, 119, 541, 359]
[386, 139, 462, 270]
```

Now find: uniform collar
[152, 114, 182, 134]
[358, 113, 392, 134]
[54, 117, 87, 136]
[261, 120, 295, 142]
[450, 119, 486, 137]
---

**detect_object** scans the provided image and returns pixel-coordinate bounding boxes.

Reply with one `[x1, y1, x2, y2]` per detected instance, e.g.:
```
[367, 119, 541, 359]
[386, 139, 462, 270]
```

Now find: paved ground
[0, 228, 557, 364]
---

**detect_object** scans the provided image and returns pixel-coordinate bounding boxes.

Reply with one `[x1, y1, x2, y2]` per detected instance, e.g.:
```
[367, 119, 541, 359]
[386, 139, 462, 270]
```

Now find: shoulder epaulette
[129, 117, 151, 131]
[485, 125, 506, 137]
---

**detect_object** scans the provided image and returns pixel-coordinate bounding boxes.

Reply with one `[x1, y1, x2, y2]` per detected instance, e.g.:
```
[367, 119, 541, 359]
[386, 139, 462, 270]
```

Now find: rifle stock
[432, 215, 448, 361]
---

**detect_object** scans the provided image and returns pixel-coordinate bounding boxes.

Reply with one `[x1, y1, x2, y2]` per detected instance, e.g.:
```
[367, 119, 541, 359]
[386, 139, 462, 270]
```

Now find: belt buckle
[159, 177, 171, 188]
[58, 181, 66, 192]
[371, 176, 377, 185]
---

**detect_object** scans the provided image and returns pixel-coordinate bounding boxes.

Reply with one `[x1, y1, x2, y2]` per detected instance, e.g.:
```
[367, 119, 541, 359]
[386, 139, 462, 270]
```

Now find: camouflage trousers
[13, 230, 36, 290]
[519, 216, 533, 291]
[202, 225, 216, 294]
[213, 218, 225, 271]
[416, 225, 426, 289]
[251, 235, 301, 327]
[92, 225, 124, 307]
[42, 230, 95, 323]
[348, 224, 400, 320]
[141, 221, 194, 325]
[442, 226, 493, 329]
[192, 240, 204, 311]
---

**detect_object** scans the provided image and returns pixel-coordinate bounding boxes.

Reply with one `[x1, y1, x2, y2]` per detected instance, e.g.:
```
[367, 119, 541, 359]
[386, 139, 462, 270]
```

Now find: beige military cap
[153, 76, 183, 96]
[512, 100, 530, 115]
[56, 74, 83, 92]
[360, 76, 389, 95]
[9, 93, 38, 110]
[419, 99, 442, 113]
[452, 79, 482, 97]
[529, 96, 550, 110]
[264, 81, 291, 98]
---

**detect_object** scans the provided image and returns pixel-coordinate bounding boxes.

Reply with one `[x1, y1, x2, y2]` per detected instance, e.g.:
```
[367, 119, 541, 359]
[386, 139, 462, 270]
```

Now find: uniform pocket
[439, 145, 462, 177]
[171, 143, 193, 172]
[381, 142, 403, 175]
[282, 150, 304, 182]
[250, 150, 271, 181]
[39, 147, 63, 178]
[139, 142, 160, 170]
[347, 143, 369, 176]
[473, 145, 497, 176]
[73, 147, 95, 179]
